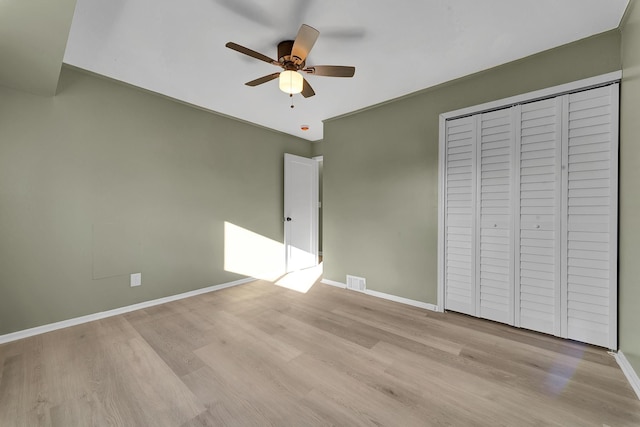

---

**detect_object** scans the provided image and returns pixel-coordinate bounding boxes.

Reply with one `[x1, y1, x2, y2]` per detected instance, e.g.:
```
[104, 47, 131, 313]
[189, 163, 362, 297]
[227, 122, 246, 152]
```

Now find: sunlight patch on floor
[544, 345, 585, 396]
[275, 262, 323, 294]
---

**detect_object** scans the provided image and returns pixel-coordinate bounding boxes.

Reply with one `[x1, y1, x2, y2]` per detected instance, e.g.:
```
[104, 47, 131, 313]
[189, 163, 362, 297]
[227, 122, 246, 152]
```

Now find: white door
[562, 84, 618, 349]
[444, 116, 477, 316]
[477, 108, 515, 325]
[284, 153, 319, 272]
[516, 97, 562, 336]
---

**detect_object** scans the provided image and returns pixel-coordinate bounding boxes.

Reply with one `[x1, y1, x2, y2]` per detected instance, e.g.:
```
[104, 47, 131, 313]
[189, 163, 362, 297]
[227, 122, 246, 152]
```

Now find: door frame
[312, 155, 323, 257]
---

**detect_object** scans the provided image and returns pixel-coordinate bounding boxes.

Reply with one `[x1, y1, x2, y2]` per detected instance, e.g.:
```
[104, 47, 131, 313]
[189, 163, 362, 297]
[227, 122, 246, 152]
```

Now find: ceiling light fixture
[279, 70, 303, 95]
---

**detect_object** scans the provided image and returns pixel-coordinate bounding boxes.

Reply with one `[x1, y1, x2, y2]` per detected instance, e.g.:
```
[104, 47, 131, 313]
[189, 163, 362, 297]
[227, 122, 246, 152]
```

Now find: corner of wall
[310, 140, 324, 158]
[621, 0, 638, 29]
[615, 351, 640, 400]
[619, 0, 640, 363]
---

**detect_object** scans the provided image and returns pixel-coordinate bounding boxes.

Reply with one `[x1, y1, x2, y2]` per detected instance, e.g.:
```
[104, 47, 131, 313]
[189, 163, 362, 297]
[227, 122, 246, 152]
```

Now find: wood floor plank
[254, 308, 396, 368]
[0, 354, 35, 427]
[193, 320, 311, 400]
[109, 337, 205, 426]
[127, 314, 208, 377]
[2, 279, 640, 426]
[278, 303, 382, 349]
[333, 307, 464, 355]
[373, 340, 583, 426]
[41, 322, 127, 427]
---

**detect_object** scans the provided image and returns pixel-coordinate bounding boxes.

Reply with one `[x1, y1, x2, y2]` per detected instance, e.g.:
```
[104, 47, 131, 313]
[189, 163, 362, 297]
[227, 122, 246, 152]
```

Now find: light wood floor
[1, 280, 639, 426]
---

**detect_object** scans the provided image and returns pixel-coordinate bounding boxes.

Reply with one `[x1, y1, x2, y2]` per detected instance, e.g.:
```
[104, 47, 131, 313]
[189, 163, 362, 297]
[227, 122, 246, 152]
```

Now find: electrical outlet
[130, 273, 142, 287]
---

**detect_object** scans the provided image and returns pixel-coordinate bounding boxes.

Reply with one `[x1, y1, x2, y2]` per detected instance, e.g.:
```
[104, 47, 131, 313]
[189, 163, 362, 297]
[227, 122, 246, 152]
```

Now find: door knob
[286, 217, 292, 222]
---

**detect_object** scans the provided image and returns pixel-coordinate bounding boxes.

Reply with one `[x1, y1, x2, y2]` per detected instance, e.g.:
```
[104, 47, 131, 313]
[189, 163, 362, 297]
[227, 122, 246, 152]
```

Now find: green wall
[0, 0, 76, 96]
[321, 30, 622, 304]
[620, 0, 640, 369]
[0, 66, 311, 335]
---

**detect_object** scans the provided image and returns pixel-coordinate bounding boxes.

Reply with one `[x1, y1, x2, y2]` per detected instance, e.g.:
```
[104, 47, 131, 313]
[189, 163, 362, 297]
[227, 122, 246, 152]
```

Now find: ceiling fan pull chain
[290, 93, 294, 109]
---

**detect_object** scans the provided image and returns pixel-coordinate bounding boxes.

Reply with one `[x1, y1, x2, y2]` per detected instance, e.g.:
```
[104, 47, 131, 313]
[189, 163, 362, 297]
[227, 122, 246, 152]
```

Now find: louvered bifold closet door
[563, 84, 618, 349]
[478, 108, 514, 324]
[444, 116, 477, 316]
[516, 98, 562, 335]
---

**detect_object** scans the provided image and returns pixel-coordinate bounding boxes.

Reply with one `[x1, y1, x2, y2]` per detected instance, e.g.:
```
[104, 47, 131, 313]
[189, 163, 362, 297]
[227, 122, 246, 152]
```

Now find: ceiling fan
[225, 24, 355, 99]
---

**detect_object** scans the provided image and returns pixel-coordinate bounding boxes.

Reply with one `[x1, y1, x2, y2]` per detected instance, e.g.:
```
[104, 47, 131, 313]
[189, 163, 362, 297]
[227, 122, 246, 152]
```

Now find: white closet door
[444, 116, 477, 316]
[563, 84, 618, 349]
[477, 108, 514, 324]
[516, 98, 562, 335]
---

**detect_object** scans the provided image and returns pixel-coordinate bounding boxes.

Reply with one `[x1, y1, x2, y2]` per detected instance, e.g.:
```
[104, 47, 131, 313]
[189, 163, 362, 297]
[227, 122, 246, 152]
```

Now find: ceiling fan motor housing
[278, 40, 304, 69]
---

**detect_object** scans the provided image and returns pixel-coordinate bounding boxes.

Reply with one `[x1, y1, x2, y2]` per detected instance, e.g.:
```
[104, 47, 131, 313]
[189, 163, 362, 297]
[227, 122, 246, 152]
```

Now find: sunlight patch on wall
[224, 222, 285, 281]
[275, 262, 323, 294]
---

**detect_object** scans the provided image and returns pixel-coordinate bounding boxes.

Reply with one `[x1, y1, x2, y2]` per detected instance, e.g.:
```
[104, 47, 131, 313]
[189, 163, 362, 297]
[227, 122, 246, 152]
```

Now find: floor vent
[346, 275, 366, 292]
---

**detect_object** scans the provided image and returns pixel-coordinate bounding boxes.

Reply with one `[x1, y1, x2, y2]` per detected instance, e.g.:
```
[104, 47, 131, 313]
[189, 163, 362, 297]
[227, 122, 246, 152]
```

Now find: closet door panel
[444, 116, 477, 316]
[564, 84, 618, 349]
[478, 109, 514, 324]
[517, 98, 562, 335]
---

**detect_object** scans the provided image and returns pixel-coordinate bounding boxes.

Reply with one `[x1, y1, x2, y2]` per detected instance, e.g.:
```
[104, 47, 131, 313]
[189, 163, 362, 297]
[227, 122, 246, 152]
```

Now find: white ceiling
[63, 0, 629, 141]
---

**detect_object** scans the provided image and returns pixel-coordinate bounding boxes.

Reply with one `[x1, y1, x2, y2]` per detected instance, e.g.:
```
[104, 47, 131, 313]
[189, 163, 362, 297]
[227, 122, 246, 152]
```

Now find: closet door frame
[437, 71, 620, 344]
[610, 87, 620, 349]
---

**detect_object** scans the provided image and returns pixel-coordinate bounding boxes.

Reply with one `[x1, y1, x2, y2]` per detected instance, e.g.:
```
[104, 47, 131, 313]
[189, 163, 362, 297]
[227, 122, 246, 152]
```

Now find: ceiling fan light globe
[279, 70, 303, 95]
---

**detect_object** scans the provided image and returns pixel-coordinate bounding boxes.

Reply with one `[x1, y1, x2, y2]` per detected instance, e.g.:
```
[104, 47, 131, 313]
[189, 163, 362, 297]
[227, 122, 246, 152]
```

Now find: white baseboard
[321, 278, 346, 289]
[320, 278, 438, 312]
[615, 350, 640, 400]
[364, 289, 438, 312]
[0, 277, 255, 345]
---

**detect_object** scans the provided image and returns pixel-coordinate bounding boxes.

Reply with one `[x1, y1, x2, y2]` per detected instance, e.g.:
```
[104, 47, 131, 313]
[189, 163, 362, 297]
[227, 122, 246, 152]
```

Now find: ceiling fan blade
[291, 24, 319, 65]
[245, 73, 280, 86]
[301, 78, 315, 98]
[304, 65, 355, 78]
[226, 42, 278, 65]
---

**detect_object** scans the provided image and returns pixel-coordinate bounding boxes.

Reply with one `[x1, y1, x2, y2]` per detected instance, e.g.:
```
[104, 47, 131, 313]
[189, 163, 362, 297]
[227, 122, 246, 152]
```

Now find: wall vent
[346, 275, 366, 293]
